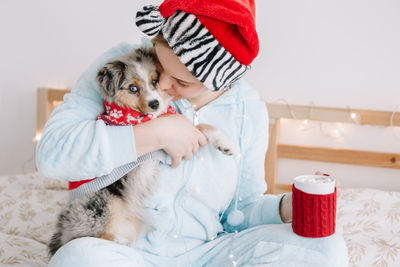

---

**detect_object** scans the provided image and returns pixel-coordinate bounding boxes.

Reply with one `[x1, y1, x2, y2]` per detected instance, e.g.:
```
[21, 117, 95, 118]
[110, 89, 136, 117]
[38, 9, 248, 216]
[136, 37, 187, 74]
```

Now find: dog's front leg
[196, 124, 236, 155]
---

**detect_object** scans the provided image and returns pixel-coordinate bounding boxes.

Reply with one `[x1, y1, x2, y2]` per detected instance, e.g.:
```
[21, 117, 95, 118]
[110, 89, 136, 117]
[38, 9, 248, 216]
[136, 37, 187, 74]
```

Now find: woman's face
[154, 44, 207, 101]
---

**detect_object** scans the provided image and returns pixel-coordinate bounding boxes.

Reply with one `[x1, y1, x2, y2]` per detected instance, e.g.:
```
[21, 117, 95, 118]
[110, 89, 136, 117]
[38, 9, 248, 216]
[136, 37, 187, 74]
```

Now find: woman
[37, 1, 348, 266]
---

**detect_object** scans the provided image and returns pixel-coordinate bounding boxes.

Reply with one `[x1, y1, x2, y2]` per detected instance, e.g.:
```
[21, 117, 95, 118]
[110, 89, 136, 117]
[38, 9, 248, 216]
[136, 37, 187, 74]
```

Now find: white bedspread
[0, 172, 399, 266]
[0, 173, 68, 266]
[336, 188, 400, 267]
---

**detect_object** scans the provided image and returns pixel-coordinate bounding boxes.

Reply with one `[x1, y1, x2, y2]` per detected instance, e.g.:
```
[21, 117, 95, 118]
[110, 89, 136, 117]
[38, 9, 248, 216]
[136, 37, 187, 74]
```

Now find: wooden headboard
[265, 104, 400, 194]
[36, 88, 400, 194]
[36, 88, 70, 141]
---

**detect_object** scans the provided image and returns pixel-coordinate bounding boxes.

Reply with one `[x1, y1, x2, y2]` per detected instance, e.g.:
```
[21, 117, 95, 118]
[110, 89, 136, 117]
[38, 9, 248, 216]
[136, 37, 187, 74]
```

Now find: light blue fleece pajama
[36, 42, 348, 267]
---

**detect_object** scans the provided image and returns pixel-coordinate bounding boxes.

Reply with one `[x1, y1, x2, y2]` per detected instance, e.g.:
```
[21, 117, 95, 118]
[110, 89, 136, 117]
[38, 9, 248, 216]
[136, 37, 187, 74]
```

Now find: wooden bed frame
[266, 104, 400, 194]
[37, 88, 400, 194]
[36, 88, 70, 141]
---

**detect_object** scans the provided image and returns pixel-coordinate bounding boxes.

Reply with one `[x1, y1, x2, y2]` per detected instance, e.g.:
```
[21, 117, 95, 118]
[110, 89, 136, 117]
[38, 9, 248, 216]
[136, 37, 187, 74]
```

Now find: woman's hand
[279, 171, 340, 223]
[158, 114, 208, 167]
[279, 193, 292, 223]
[134, 114, 208, 168]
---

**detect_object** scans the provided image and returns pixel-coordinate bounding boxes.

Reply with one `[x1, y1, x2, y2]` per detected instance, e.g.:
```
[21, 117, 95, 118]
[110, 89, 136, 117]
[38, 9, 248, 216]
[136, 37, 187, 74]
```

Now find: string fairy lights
[33, 133, 42, 142]
[347, 105, 361, 125]
[21, 130, 42, 173]
[273, 99, 400, 141]
[319, 122, 345, 139]
[299, 101, 314, 132]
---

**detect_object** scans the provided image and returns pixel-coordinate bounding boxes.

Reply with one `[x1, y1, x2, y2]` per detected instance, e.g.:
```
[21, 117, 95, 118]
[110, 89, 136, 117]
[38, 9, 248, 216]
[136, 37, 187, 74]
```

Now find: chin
[172, 97, 181, 101]
[171, 95, 183, 101]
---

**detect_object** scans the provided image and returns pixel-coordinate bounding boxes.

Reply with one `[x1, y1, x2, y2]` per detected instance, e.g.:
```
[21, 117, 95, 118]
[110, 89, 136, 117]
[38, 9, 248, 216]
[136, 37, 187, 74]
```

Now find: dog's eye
[152, 79, 158, 87]
[129, 85, 138, 93]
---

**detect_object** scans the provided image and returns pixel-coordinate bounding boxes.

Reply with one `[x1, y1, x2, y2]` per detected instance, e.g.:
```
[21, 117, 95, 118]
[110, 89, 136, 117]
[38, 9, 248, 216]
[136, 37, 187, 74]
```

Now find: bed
[0, 88, 399, 266]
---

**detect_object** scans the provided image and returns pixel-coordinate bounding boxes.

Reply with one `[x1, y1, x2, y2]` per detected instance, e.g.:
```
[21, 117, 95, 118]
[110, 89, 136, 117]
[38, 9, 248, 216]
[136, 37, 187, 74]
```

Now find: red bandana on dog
[97, 101, 177, 126]
[68, 101, 177, 191]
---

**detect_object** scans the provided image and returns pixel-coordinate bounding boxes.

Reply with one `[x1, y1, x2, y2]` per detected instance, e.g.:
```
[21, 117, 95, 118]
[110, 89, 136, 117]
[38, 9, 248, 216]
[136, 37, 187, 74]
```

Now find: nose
[148, 100, 159, 110]
[158, 71, 172, 91]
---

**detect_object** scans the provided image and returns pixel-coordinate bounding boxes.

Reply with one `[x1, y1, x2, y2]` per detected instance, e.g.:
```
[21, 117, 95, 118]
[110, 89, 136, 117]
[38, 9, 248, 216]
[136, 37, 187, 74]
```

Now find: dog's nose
[148, 100, 159, 110]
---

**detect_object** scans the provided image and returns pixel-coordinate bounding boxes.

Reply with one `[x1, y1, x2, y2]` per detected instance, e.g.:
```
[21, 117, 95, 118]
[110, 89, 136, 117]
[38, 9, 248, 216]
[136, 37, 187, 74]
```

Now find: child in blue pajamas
[37, 0, 348, 266]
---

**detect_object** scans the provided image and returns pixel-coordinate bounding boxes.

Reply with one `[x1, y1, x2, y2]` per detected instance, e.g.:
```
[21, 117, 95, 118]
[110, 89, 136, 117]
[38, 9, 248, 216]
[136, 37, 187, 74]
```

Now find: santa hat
[135, 0, 259, 91]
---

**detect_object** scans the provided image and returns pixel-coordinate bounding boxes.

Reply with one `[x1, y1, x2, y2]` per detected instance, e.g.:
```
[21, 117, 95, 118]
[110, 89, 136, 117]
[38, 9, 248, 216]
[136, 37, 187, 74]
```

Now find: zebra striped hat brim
[135, 5, 250, 91]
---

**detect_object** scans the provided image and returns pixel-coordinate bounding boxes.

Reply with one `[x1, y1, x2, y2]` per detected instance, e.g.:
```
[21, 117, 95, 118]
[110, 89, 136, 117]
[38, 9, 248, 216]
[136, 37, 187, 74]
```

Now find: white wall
[0, 0, 158, 175]
[1, 0, 399, 190]
[247, 0, 400, 191]
[249, 0, 400, 110]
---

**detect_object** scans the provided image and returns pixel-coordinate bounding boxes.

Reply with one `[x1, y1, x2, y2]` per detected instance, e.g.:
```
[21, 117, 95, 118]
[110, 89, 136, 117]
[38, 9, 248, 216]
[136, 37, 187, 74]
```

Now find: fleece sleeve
[36, 43, 140, 181]
[221, 87, 285, 232]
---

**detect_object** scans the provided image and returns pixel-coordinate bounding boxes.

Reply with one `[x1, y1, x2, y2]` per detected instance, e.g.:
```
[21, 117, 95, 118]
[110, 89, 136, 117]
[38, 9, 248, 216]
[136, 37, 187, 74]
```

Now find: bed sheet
[0, 173, 68, 266]
[336, 188, 400, 267]
[0, 172, 399, 266]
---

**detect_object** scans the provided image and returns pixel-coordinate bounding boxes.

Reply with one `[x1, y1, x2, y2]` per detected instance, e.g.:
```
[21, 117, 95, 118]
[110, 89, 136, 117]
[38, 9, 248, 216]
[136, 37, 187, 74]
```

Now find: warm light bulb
[350, 112, 361, 124]
[331, 128, 343, 138]
[33, 133, 42, 142]
[300, 118, 313, 131]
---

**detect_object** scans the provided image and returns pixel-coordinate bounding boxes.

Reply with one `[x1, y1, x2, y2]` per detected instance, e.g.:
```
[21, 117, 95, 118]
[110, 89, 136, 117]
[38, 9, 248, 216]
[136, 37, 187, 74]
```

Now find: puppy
[48, 46, 235, 256]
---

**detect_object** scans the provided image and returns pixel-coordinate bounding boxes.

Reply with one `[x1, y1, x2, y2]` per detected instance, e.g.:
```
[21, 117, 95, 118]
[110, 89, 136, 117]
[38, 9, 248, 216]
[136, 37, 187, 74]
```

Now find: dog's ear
[97, 61, 127, 97]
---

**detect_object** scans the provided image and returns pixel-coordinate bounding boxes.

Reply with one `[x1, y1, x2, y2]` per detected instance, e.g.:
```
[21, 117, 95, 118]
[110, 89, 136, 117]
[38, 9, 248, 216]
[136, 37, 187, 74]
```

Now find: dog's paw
[214, 136, 237, 156]
[217, 146, 235, 156]
[196, 124, 236, 156]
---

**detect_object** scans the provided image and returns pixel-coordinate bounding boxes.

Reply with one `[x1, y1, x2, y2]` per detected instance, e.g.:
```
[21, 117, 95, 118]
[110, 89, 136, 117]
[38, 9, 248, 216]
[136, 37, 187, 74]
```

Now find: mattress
[0, 172, 399, 266]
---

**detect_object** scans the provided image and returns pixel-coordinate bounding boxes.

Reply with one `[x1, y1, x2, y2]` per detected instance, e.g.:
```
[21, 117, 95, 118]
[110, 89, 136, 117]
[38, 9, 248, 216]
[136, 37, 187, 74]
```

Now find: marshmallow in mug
[294, 175, 336, 195]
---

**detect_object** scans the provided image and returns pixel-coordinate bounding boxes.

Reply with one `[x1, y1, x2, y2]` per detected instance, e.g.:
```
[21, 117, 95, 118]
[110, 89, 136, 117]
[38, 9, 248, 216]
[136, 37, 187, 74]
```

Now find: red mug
[292, 175, 336, 238]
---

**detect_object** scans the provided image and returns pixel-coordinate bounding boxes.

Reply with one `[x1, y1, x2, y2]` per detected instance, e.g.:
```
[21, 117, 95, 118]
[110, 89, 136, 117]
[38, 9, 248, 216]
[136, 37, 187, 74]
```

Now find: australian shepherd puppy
[48, 46, 235, 257]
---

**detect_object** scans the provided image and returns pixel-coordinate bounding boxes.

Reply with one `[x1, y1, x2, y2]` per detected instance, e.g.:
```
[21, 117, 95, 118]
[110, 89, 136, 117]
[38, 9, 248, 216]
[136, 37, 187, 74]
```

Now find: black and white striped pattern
[135, 6, 164, 37]
[136, 6, 249, 91]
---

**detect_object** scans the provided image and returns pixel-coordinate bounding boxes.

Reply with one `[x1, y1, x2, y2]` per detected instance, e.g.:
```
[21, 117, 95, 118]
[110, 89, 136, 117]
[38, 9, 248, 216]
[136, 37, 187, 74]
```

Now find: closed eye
[176, 80, 191, 87]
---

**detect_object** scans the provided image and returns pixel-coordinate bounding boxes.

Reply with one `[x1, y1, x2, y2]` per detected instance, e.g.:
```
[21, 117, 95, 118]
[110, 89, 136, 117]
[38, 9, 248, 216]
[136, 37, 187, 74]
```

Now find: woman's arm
[221, 94, 289, 232]
[36, 43, 206, 180]
[36, 44, 139, 180]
